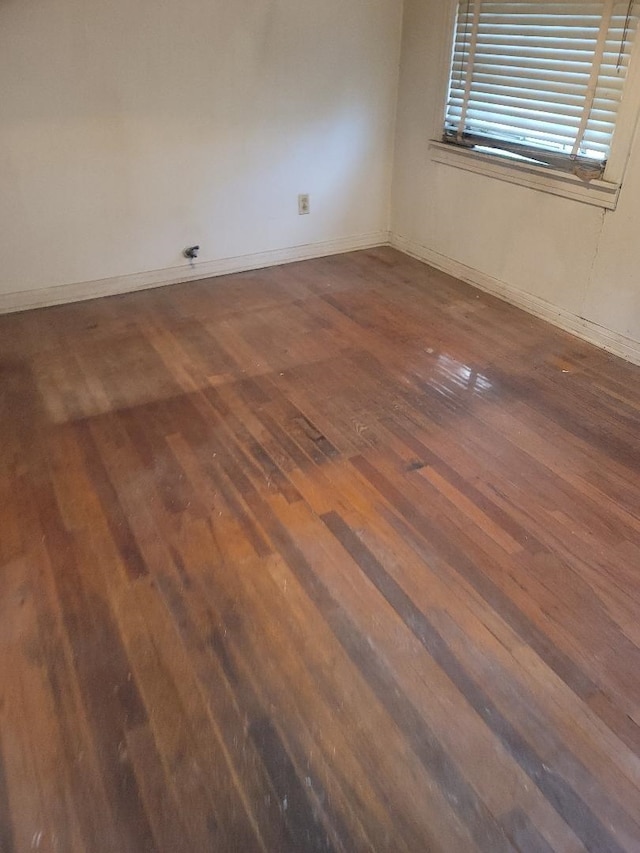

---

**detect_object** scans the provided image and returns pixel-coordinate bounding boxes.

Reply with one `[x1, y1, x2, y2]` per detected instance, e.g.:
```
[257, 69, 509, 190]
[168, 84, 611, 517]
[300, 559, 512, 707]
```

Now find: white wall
[0, 0, 402, 304]
[392, 0, 640, 361]
[4, 0, 640, 364]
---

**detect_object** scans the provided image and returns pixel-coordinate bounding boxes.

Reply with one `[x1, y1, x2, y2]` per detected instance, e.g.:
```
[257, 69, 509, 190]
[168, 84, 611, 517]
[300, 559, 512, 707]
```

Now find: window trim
[429, 140, 621, 208]
[430, 0, 640, 210]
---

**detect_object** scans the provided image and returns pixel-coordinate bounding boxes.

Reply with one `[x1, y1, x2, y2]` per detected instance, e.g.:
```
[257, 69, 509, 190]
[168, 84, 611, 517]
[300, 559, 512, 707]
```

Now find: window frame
[429, 0, 640, 209]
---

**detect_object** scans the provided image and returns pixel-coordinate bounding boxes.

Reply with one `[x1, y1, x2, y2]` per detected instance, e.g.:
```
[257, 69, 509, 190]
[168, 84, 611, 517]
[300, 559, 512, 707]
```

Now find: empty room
[2, 0, 640, 850]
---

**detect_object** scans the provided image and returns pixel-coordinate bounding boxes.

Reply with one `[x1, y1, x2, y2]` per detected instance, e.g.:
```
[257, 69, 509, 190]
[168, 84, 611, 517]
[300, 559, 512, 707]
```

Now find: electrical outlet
[298, 194, 310, 215]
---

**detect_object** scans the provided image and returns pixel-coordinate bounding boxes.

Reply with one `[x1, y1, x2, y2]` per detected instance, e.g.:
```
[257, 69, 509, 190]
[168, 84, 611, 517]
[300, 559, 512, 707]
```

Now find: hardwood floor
[1, 247, 640, 852]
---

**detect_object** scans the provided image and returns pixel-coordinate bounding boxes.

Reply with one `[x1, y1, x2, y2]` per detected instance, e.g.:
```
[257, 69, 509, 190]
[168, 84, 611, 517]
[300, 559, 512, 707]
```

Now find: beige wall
[0, 0, 402, 301]
[392, 0, 640, 357]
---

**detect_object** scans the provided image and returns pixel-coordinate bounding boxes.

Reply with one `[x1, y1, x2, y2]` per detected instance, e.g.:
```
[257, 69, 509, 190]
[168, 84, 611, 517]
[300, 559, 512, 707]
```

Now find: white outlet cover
[298, 194, 310, 215]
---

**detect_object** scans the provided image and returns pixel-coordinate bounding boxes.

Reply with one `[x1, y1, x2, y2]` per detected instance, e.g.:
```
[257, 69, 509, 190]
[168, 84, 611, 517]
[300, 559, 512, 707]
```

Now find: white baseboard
[0, 231, 389, 314]
[391, 232, 640, 368]
[4, 227, 639, 368]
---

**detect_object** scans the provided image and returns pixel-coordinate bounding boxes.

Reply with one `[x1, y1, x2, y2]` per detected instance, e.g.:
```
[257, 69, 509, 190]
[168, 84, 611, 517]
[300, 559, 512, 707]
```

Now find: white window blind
[444, 1, 639, 175]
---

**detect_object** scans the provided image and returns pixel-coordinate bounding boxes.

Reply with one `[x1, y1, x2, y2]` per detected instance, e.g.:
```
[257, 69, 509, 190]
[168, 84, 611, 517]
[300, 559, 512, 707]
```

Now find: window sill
[429, 141, 620, 210]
